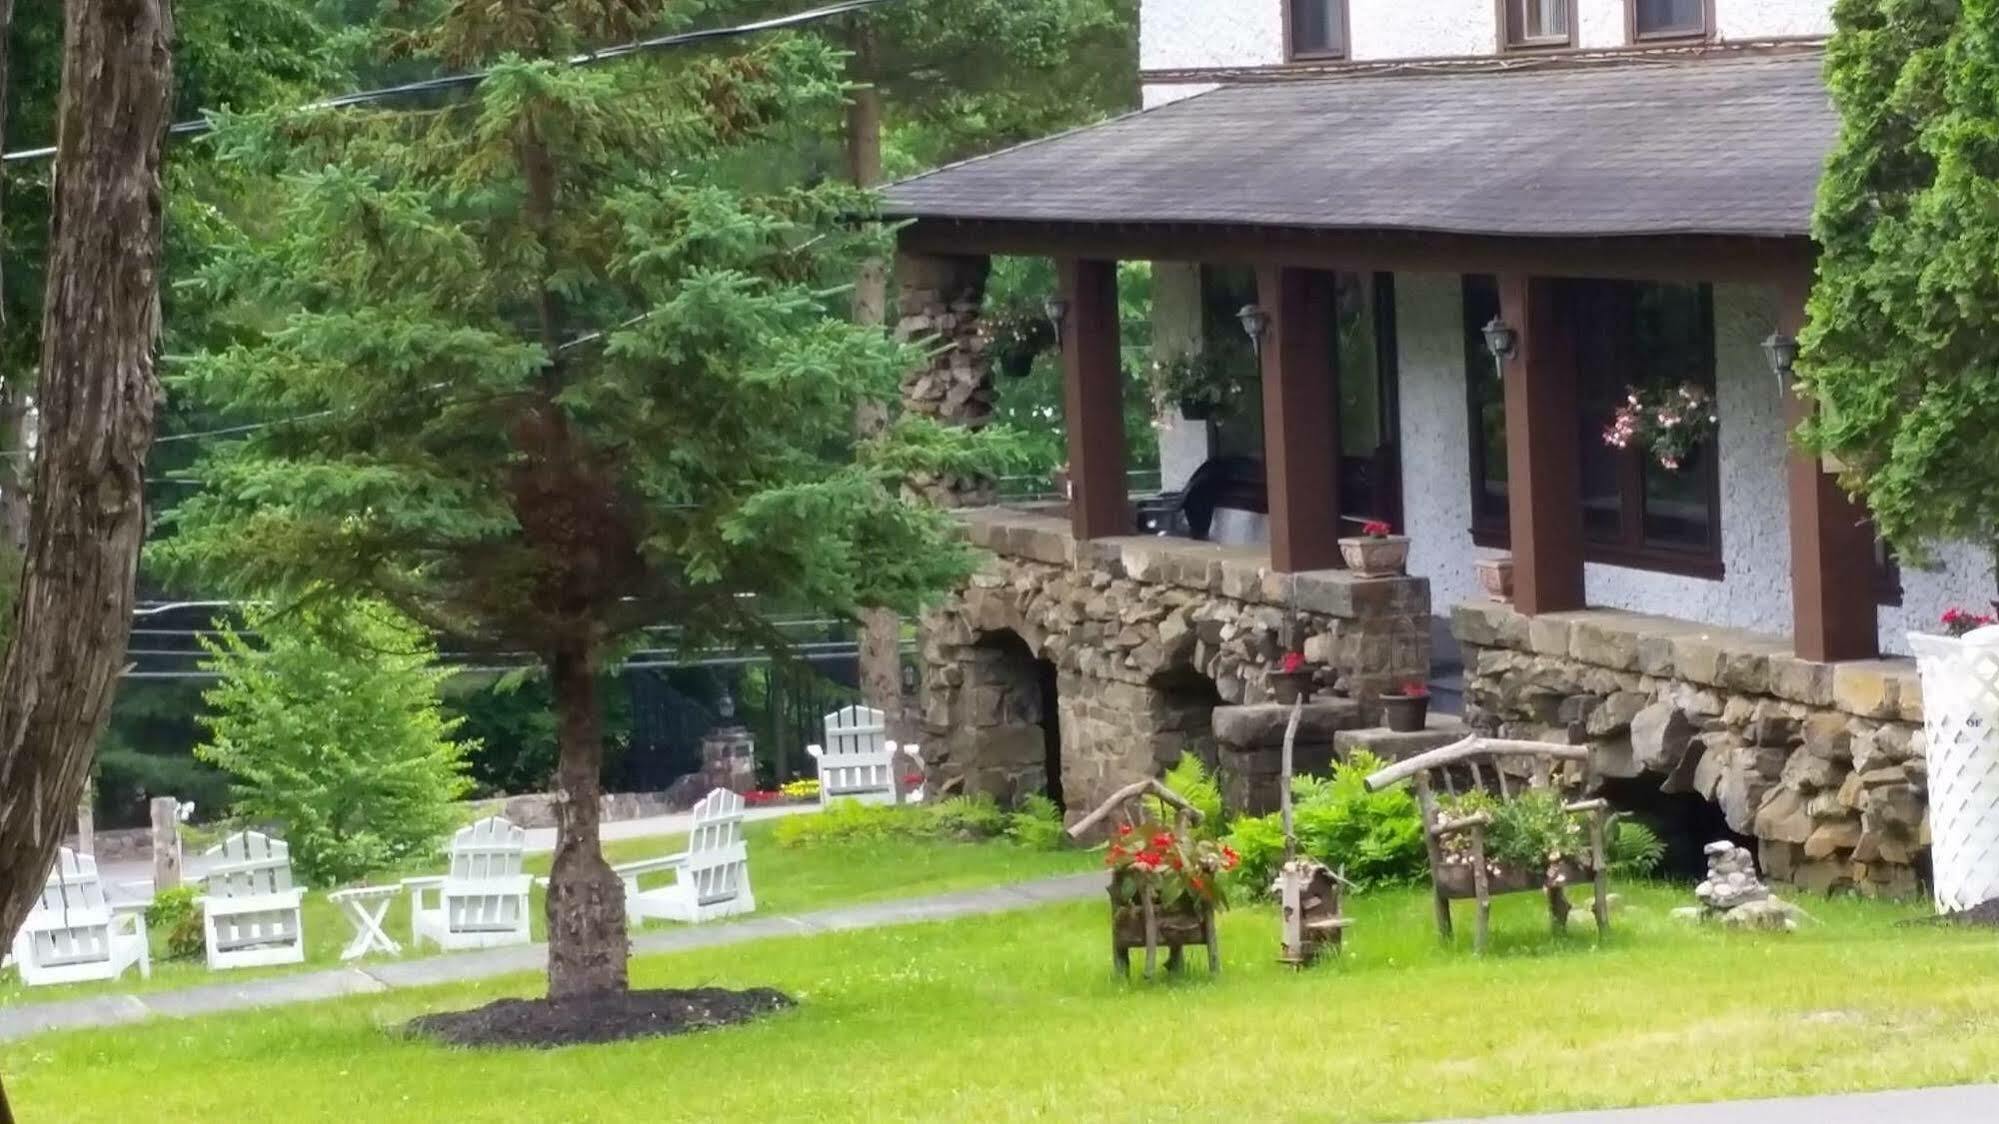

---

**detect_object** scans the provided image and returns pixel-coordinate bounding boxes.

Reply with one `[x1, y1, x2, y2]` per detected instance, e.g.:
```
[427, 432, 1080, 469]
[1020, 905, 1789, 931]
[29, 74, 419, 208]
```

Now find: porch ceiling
[882, 54, 1833, 241]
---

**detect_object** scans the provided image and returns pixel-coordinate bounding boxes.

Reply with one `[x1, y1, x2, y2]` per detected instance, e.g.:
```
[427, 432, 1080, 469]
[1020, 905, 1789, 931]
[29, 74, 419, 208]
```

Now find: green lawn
[10, 883, 1999, 1123]
[0, 821, 1093, 1004]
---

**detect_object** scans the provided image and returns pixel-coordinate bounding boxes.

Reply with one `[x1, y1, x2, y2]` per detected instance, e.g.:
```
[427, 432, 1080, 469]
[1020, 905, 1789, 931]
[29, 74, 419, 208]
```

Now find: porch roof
[882, 53, 1833, 241]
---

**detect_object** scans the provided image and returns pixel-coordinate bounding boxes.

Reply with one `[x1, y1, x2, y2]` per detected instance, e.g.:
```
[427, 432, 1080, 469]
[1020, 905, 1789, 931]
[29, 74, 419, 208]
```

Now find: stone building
[886, 1, 1989, 894]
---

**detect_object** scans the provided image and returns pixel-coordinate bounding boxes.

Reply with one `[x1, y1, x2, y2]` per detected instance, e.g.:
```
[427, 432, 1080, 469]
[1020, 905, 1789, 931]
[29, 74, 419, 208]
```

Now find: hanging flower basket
[1150, 347, 1249, 421]
[1604, 383, 1718, 472]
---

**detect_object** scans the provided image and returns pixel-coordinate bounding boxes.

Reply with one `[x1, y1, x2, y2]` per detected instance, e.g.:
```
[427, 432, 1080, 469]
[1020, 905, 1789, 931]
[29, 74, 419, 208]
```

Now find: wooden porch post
[1057, 258, 1129, 539]
[1781, 279, 1878, 662]
[1498, 276, 1585, 614]
[1258, 265, 1342, 572]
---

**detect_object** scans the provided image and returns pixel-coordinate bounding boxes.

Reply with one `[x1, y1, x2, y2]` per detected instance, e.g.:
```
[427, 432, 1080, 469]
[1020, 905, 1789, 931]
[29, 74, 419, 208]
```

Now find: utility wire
[1, 0, 894, 164]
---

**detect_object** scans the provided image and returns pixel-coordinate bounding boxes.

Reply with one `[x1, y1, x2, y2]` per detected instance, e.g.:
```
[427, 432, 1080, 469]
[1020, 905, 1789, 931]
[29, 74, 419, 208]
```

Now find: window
[1630, 0, 1708, 40]
[1503, 0, 1573, 50]
[1287, 0, 1349, 60]
[1464, 276, 1722, 578]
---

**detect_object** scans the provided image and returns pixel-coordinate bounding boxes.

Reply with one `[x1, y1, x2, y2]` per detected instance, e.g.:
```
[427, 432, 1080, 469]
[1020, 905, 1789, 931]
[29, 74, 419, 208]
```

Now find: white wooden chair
[806, 704, 923, 806]
[404, 816, 533, 951]
[8, 847, 149, 987]
[613, 788, 756, 925]
[197, 830, 307, 970]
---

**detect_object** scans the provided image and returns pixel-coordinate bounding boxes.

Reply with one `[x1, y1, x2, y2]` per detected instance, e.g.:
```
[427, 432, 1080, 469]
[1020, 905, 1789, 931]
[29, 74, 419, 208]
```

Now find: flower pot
[1268, 668, 1315, 705]
[1474, 556, 1514, 603]
[1339, 535, 1410, 577]
[1177, 395, 1217, 421]
[1380, 692, 1429, 733]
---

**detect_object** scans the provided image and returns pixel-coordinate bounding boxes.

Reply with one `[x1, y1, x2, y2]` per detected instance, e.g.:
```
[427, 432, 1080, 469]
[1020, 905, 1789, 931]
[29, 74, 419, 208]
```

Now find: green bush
[196, 601, 475, 887]
[773, 800, 918, 847]
[145, 885, 206, 961]
[94, 744, 231, 828]
[930, 794, 1008, 840]
[1609, 819, 1666, 878]
[1006, 794, 1066, 851]
[1222, 750, 1426, 896]
[1161, 754, 1223, 838]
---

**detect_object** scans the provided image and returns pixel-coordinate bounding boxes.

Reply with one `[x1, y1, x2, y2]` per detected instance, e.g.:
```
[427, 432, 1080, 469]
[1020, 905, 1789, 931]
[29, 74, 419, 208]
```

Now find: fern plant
[1160, 754, 1224, 838]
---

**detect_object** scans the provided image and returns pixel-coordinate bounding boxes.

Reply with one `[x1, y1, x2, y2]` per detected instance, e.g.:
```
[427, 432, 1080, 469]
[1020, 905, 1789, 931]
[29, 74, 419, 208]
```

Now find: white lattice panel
[1911, 630, 1999, 914]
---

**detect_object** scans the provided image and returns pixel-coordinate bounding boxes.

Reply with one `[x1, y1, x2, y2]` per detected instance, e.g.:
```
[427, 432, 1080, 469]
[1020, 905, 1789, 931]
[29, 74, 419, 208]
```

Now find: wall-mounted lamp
[1236, 303, 1271, 357]
[1761, 331, 1799, 394]
[1481, 316, 1518, 378]
[1043, 295, 1070, 341]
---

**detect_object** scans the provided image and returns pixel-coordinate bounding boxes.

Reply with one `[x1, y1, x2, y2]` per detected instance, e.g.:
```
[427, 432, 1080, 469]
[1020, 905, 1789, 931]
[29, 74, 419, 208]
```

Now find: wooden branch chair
[198, 830, 307, 970]
[806, 704, 922, 806]
[1365, 736, 1612, 954]
[8, 847, 149, 987]
[1067, 778, 1220, 979]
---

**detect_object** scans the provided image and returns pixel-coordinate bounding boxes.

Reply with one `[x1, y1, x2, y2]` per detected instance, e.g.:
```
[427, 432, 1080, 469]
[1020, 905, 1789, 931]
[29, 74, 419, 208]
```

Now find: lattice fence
[1910, 632, 1999, 913]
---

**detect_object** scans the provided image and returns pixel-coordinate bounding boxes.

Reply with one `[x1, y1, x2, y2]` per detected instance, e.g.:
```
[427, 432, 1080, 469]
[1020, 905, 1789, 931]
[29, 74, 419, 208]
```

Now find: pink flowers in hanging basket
[1604, 383, 1718, 471]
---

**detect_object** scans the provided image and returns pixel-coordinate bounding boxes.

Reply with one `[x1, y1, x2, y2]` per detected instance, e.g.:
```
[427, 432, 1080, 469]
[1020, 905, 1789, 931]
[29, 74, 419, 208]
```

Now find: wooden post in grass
[150, 796, 181, 892]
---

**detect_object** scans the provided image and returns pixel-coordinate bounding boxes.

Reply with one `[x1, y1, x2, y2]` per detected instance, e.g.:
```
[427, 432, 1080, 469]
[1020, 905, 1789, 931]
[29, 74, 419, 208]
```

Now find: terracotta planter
[1475, 556, 1514, 603]
[1339, 535, 1410, 577]
[1268, 668, 1316, 705]
[1380, 691, 1429, 733]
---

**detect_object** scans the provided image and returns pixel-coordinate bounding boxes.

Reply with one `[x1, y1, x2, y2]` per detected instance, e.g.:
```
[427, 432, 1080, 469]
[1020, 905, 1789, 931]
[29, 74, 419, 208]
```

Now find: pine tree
[1804, 0, 1999, 553]
[157, 1, 992, 997]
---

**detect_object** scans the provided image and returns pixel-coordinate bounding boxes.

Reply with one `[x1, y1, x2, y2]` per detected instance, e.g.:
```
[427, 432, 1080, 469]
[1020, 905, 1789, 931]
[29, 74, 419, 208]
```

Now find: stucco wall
[1141, 82, 1217, 110]
[1390, 275, 1990, 654]
[1140, 0, 1832, 73]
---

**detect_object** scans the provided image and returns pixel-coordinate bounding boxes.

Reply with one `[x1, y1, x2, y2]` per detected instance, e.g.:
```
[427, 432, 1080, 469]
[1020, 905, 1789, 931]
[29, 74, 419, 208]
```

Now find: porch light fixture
[1237, 304, 1271, 356]
[1043, 295, 1070, 340]
[1481, 316, 1518, 372]
[1762, 331, 1799, 393]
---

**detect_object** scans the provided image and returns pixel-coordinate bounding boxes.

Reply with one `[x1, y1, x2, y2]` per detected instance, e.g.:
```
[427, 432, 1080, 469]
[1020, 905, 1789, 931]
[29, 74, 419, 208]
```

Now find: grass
[8, 883, 1999, 1123]
[0, 820, 1093, 1005]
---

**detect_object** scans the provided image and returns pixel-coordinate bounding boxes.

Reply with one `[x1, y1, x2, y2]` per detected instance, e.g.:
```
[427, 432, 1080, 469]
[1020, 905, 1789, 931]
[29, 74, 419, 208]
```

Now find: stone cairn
[1676, 841, 1809, 931]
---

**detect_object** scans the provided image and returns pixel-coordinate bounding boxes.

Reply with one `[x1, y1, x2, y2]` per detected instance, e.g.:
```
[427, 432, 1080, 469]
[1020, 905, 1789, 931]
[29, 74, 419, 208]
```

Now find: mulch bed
[404, 987, 795, 1049]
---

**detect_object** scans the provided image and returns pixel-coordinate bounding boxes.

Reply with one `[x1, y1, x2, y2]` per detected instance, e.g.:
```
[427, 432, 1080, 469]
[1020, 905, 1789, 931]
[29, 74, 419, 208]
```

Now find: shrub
[929, 794, 1008, 840]
[1161, 754, 1223, 838]
[196, 600, 475, 887]
[145, 885, 206, 961]
[774, 800, 929, 847]
[1006, 794, 1066, 851]
[1222, 750, 1427, 896]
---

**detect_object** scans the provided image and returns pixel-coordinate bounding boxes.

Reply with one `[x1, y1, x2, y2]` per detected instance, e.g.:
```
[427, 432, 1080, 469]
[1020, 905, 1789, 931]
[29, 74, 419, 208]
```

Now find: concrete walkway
[0, 871, 1098, 1042]
[98, 803, 816, 899]
[1441, 1085, 1999, 1123]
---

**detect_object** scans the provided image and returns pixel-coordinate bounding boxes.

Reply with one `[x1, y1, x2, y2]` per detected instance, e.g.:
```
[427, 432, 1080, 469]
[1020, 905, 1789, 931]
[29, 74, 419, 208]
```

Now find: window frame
[1283, 0, 1352, 62]
[1499, 0, 1577, 52]
[1462, 276, 1726, 582]
[1625, 0, 1714, 44]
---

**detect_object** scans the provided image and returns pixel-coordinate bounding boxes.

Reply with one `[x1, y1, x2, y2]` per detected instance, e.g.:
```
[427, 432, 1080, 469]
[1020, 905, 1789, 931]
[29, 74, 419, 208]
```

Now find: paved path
[1440, 1085, 1999, 1123]
[98, 803, 816, 900]
[0, 871, 1098, 1042]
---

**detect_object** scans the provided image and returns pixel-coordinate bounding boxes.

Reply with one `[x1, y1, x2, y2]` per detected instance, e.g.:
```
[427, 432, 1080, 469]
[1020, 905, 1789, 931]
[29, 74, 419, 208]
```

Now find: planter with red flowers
[1267, 650, 1317, 705]
[1378, 680, 1431, 733]
[1066, 777, 1236, 979]
[1339, 519, 1410, 577]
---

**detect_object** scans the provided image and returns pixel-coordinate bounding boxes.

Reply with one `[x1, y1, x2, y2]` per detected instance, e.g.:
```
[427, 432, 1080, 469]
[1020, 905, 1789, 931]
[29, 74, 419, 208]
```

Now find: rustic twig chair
[1067, 778, 1220, 979]
[1364, 736, 1611, 954]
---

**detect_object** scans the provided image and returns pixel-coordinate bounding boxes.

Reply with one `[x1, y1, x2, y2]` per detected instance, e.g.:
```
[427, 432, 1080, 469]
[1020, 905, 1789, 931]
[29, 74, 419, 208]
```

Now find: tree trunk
[0, 0, 170, 1112]
[847, 18, 906, 730]
[0, 0, 25, 555]
[543, 637, 629, 998]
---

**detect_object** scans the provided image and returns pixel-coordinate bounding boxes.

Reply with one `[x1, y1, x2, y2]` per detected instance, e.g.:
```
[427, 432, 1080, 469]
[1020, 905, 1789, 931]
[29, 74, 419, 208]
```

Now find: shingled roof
[882, 53, 1834, 240]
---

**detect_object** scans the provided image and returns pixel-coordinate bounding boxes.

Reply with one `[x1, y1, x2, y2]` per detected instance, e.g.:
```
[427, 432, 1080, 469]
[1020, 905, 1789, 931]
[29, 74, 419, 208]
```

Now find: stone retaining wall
[919, 507, 1430, 822]
[1454, 601, 1927, 897]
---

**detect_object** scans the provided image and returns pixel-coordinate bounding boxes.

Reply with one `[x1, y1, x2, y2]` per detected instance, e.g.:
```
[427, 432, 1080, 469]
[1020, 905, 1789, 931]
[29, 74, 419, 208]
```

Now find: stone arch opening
[1148, 665, 1224, 774]
[1595, 774, 1754, 881]
[961, 629, 1064, 809]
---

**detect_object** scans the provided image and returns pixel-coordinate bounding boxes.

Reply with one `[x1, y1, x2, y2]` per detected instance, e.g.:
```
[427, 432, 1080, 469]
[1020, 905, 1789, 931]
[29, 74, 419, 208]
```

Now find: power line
[2, 0, 894, 164]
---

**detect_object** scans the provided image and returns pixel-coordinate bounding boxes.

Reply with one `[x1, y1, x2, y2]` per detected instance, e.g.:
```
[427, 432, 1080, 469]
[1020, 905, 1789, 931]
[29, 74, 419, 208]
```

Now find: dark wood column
[1781, 279, 1878, 662]
[1498, 275, 1585, 614]
[1057, 258, 1129, 539]
[1257, 266, 1342, 572]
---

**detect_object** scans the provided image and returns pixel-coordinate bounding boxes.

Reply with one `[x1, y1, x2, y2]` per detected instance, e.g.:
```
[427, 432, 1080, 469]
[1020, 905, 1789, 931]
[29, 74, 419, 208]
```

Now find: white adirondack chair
[806, 704, 923, 806]
[198, 830, 307, 970]
[8, 847, 149, 987]
[404, 816, 532, 951]
[613, 788, 755, 925]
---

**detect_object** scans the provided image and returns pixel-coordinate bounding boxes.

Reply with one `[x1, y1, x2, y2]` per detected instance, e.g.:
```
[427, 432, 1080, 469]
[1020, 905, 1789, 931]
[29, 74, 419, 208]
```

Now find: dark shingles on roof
[882, 54, 1834, 239]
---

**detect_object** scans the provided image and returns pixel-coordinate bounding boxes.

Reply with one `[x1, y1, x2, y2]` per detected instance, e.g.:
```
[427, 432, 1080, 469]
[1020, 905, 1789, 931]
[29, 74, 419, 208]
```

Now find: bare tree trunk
[847, 18, 906, 730]
[0, 0, 25, 555]
[0, 0, 171, 1113]
[544, 637, 629, 998]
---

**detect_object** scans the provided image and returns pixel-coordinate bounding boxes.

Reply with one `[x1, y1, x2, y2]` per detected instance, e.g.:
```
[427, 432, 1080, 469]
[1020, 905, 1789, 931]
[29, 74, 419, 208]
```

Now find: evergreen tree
[1804, 0, 1999, 553]
[196, 602, 474, 887]
[157, 0, 991, 997]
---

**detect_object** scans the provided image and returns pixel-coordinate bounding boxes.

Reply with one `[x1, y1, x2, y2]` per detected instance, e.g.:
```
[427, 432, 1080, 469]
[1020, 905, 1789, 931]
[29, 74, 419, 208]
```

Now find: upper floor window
[1630, 0, 1709, 40]
[1287, 0, 1349, 60]
[1504, 0, 1574, 50]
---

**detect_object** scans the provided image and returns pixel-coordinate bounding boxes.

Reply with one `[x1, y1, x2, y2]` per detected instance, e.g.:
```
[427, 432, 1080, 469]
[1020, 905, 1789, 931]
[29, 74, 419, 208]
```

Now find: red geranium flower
[1362, 519, 1392, 537]
[1281, 651, 1305, 674]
